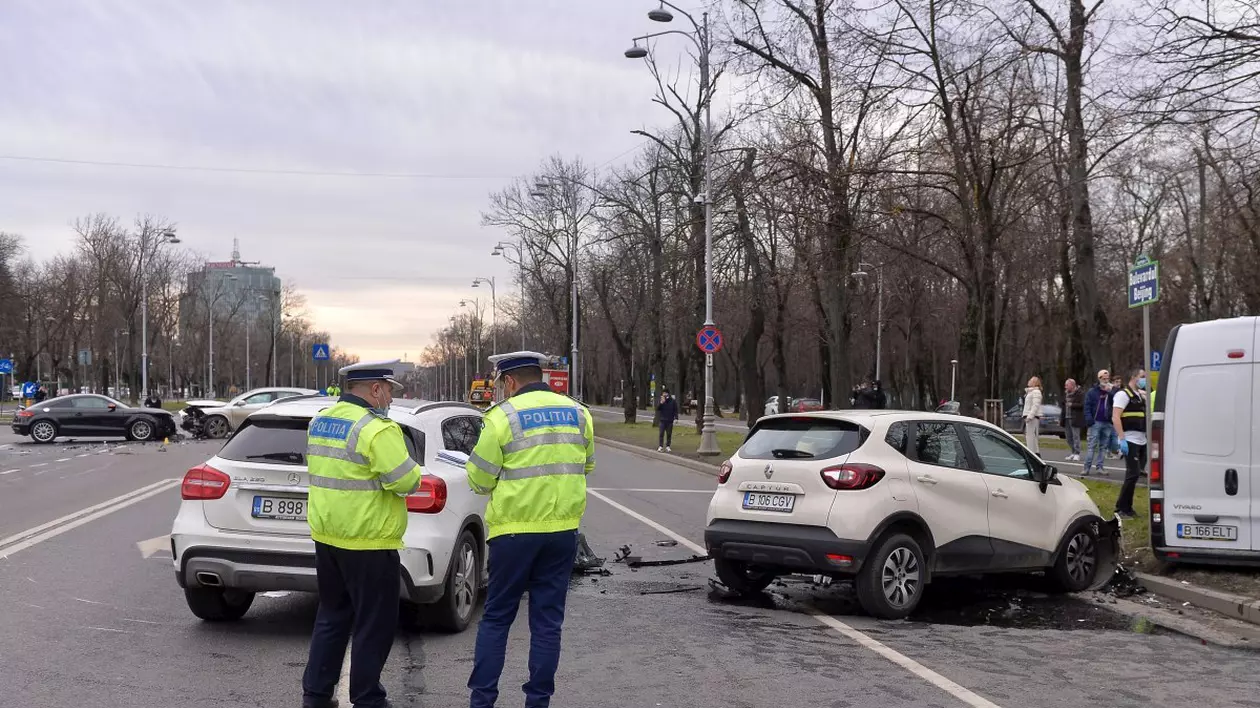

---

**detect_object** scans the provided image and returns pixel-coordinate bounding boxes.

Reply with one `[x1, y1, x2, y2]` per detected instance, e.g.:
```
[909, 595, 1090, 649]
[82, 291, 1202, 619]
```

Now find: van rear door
[1162, 317, 1255, 552]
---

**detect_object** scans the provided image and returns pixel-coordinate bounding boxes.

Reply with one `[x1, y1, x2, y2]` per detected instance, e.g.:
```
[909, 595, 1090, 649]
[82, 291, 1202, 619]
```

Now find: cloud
[0, 0, 692, 360]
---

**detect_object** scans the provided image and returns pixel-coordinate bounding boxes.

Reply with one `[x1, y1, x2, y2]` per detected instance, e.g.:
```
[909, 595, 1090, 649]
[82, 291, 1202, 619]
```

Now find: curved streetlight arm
[630, 29, 701, 51]
[658, 0, 700, 29]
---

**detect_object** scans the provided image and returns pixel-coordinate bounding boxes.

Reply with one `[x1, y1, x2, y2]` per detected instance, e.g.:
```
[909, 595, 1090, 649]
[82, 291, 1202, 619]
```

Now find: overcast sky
[0, 0, 699, 363]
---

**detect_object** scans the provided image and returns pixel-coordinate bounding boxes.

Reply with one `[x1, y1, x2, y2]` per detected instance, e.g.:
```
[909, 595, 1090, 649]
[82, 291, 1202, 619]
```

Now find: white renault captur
[171, 396, 489, 632]
[705, 411, 1119, 619]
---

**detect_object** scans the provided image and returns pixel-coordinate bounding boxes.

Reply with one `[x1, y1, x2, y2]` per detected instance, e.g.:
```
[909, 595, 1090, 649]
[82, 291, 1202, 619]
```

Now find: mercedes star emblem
[288, 472, 301, 485]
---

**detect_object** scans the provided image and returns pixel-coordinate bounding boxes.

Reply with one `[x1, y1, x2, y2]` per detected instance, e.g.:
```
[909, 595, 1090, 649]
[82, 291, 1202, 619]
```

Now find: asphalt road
[1, 429, 1254, 707]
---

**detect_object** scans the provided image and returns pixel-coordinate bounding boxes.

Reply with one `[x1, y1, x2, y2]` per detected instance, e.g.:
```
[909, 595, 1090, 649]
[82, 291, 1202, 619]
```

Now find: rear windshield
[219, 417, 310, 466]
[740, 418, 868, 460]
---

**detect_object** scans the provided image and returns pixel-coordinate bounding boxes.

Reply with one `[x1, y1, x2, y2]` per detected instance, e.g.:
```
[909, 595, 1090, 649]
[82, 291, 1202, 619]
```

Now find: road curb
[1136, 573, 1260, 626]
[595, 436, 721, 477]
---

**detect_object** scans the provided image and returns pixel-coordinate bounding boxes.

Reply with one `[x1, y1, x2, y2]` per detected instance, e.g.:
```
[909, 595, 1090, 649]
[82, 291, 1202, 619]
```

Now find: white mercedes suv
[705, 411, 1118, 619]
[171, 396, 489, 632]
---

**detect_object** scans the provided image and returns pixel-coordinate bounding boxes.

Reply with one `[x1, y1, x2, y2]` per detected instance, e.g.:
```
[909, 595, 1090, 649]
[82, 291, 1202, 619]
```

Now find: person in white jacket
[1022, 377, 1044, 456]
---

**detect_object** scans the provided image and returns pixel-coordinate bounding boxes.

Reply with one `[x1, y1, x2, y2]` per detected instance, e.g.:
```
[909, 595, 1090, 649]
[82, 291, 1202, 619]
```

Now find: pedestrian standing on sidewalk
[1022, 376, 1044, 456]
[1082, 370, 1112, 476]
[1063, 378, 1084, 461]
[1112, 368, 1148, 519]
[656, 389, 678, 452]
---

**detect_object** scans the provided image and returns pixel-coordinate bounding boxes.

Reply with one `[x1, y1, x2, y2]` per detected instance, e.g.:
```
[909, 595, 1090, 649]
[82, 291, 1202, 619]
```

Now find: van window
[740, 418, 867, 460]
[1172, 367, 1239, 457]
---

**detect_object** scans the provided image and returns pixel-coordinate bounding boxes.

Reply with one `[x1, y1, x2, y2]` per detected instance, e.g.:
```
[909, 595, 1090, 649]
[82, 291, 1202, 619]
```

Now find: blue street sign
[696, 326, 724, 353]
[1151, 350, 1162, 372]
[0, 359, 12, 375]
[21, 381, 37, 398]
[312, 344, 330, 361]
[1128, 256, 1160, 309]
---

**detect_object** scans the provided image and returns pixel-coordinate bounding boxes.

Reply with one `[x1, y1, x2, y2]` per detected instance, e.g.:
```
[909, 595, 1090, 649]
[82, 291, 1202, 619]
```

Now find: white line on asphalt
[76, 453, 91, 458]
[587, 490, 705, 554]
[588, 487, 713, 494]
[587, 489, 1006, 708]
[0, 478, 181, 559]
[0, 469, 17, 475]
[30, 463, 47, 468]
[55, 458, 71, 462]
[88, 626, 132, 634]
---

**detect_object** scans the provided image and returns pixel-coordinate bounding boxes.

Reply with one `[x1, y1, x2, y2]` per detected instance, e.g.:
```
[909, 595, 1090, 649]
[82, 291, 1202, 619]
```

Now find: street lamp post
[950, 359, 959, 403]
[492, 243, 527, 349]
[625, 1, 718, 454]
[472, 277, 497, 356]
[460, 298, 483, 374]
[141, 229, 180, 398]
[851, 262, 884, 382]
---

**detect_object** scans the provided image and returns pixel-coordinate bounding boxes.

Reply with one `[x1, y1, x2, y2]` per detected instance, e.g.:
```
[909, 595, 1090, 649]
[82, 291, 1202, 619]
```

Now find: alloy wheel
[881, 546, 921, 609]
[1065, 531, 1097, 585]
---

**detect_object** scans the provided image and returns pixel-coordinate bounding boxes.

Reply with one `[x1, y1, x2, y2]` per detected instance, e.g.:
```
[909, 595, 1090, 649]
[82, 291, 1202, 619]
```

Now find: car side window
[73, 396, 110, 409]
[912, 422, 970, 470]
[963, 425, 1036, 480]
[243, 392, 275, 405]
[402, 427, 426, 463]
[885, 421, 909, 455]
[442, 416, 483, 454]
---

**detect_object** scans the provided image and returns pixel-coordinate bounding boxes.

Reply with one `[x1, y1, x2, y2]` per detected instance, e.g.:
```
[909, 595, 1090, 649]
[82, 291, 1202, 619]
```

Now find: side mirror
[234, 400, 247, 407]
[1039, 464, 1059, 493]
[107, 404, 117, 411]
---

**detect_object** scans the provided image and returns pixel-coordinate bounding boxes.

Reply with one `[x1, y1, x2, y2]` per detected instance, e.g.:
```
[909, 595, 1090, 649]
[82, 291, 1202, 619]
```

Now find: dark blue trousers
[303, 542, 400, 708]
[469, 530, 579, 708]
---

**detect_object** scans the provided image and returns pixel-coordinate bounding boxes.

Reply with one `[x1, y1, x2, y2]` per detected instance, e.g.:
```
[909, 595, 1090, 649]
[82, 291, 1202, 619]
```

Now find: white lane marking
[810, 612, 1003, 708]
[336, 647, 352, 704]
[588, 487, 712, 494]
[1, 469, 17, 475]
[30, 463, 47, 468]
[88, 626, 132, 634]
[74, 597, 106, 605]
[587, 490, 705, 554]
[587, 490, 1006, 708]
[55, 458, 71, 462]
[0, 478, 181, 559]
[121, 618, 161, 625]
[76, 453, 92, 458]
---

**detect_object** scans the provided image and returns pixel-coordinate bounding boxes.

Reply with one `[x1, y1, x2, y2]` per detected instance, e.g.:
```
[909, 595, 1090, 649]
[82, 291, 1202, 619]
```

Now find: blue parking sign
[1151, 350, 1162, 372]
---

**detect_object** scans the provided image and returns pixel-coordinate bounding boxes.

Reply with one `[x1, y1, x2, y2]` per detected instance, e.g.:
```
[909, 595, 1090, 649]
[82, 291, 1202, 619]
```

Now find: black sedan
[11, 394, 178, 444]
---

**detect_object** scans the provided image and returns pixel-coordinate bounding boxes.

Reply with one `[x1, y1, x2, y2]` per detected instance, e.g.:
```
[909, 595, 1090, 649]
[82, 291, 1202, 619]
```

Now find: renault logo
[764, 464, 774, 480]
[288, 472, 301, 485]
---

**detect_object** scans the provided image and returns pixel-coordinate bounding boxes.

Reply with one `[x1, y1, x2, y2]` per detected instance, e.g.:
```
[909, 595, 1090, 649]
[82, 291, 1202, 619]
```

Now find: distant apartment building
[179, 240, 283, 341]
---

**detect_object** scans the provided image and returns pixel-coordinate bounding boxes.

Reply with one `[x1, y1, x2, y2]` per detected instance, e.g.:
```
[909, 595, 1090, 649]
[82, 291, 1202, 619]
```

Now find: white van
[1150, 316, 1259, 566]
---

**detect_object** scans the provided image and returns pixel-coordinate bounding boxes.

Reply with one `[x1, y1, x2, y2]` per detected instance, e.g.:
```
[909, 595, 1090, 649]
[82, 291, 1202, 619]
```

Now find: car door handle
[1225, 469, 1239, 496]
[916, 475, 938, 485]
[991, 490, 1009, 499]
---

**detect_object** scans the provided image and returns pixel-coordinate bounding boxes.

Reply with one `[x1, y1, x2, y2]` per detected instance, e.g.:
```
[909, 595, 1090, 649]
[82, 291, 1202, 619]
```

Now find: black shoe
[302, 699, 339, 708]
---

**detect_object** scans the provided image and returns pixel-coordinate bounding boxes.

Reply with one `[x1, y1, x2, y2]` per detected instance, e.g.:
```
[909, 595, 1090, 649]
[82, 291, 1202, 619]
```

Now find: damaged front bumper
[1087, 516, 1123, 592]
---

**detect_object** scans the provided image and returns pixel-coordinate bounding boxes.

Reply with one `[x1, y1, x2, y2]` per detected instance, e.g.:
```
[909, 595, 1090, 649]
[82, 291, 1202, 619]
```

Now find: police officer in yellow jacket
[302, 360, 422, 708]
[466, 352, 594, 708]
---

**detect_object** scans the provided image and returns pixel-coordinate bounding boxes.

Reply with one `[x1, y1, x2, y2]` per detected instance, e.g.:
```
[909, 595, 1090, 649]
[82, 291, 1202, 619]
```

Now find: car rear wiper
[770, 449, 814, 459]
[245, 452, 305, 463]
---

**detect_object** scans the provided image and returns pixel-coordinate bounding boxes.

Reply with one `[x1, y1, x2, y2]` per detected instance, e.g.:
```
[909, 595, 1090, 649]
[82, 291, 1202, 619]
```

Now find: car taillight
[15, 409, 33, 418]
[718, 461, 733, 484]
[181, 464, 231, 500]
[1151, 501, 1162, 525]
[820, 463, 885, 490]
[1149, 421, 1163, 487]
[406, 476, 448, 513]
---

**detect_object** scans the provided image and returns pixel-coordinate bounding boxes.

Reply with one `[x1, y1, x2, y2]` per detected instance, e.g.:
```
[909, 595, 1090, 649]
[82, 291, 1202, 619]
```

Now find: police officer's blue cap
[488, 351, 550, 376]
[338, 359, 404, 389]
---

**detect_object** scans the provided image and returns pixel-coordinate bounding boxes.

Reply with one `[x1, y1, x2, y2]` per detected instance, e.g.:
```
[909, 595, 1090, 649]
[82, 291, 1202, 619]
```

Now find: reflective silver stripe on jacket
[306, 443, 369, 466]
[308, 474, 383, 491]
[379, 459, 417, 486]
[468, 451, 502, 478]
[344, 412, 377, 455]
[498, 401, 523, 441]
[499, 462, 586, 481]
[577, 409, 587, 436]
[502, 432, 587, 454]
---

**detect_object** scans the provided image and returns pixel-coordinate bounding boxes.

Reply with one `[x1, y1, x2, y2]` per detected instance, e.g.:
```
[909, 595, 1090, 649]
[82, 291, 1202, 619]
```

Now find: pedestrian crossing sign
[312, 344, 330, 361]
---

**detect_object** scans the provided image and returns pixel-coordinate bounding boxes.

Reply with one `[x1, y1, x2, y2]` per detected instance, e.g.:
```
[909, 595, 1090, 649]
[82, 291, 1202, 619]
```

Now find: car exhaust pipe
[195, 571, 223, 587]
[1087, 517, 1123, 592]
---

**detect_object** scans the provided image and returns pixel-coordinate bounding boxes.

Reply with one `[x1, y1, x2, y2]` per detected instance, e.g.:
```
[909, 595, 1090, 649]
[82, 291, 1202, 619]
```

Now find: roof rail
[263, 393, 332, 407]
[411, 401, 482, 416]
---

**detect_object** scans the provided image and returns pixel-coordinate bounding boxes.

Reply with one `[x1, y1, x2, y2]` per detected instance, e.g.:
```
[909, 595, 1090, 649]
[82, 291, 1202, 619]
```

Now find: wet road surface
[0, 429, 1256, 707]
